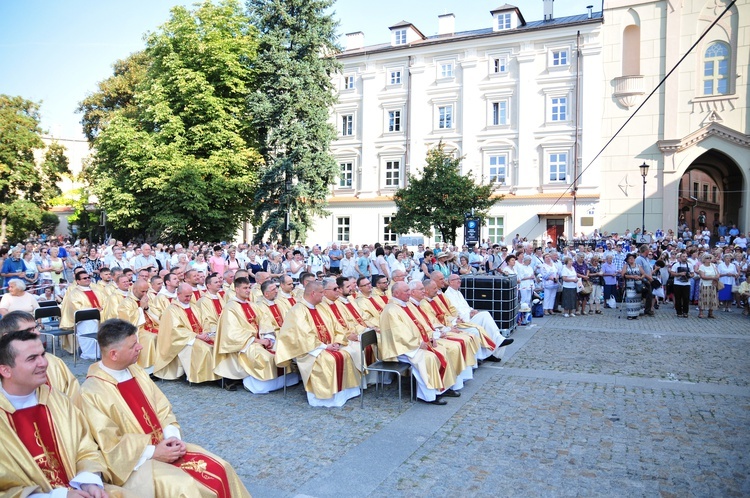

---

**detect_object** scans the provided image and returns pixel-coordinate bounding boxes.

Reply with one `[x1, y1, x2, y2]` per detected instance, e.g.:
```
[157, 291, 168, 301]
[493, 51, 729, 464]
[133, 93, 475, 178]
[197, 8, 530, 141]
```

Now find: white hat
[519, 303, 531, 312]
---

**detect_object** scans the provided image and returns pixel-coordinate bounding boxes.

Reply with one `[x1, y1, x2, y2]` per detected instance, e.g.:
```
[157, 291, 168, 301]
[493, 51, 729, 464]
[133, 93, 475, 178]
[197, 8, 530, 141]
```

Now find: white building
[599, 0, 749, 236]
[306, 2, 604, 247]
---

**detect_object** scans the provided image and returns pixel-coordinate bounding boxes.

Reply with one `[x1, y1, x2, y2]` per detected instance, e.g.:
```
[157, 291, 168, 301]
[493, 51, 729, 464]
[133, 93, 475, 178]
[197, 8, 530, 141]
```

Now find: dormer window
[490, 6, 525, 32]
[497, 12, 511, 30]
[394, 29, 407, 45]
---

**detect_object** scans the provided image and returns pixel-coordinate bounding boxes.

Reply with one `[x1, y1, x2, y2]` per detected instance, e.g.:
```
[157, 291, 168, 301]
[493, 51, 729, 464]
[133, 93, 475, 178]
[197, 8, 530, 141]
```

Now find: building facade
[306, 3, 604, 246]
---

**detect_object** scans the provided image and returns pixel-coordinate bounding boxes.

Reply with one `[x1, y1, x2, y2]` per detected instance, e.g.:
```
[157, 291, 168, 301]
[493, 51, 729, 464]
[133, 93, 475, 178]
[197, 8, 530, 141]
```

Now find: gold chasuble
[45, 354, 81, 406]
[79, 363, 250, 497]
[276, 302, 360, 400]
[0, 385, 128, 497]
[59, 286, 105, 353]
[118, 293, 158, 370]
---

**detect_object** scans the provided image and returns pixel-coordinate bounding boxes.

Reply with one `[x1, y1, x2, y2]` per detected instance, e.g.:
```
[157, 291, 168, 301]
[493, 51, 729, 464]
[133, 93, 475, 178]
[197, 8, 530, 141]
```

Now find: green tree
[390, 144, 501, 245]
[82, 0, 262, 241]
[247, 0, 341, 244]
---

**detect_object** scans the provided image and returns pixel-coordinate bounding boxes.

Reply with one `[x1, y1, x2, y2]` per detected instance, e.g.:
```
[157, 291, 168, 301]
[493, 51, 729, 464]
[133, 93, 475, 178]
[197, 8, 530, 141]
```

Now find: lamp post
[639, 161, 649, 240]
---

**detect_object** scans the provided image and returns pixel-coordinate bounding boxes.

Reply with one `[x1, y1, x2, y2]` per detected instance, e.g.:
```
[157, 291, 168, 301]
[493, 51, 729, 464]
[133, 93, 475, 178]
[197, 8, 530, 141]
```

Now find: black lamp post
[639, 161, 649, 238]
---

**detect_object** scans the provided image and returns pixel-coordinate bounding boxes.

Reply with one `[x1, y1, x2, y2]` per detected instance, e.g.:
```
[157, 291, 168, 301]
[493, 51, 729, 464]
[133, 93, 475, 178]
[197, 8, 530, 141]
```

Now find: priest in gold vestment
[153, 284, 218, 384]
[79, 319, 251, 498]
[60, 270, 106, 360]
[276, 281, 360, 407]
[0, 329, 128, 497]
[118, 280, 158, 373]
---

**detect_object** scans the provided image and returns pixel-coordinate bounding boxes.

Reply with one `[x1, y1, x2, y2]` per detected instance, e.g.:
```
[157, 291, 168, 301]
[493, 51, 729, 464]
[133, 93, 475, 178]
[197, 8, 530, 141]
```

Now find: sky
[0, 0, 599, 145]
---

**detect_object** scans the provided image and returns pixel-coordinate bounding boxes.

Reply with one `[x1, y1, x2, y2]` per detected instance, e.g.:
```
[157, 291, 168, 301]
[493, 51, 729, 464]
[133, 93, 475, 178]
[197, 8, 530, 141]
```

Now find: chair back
[38, 300, 59, 308]
[360, 328, 378, 352]
[34, 306, 61, 320]
[74, 308, 101, 323]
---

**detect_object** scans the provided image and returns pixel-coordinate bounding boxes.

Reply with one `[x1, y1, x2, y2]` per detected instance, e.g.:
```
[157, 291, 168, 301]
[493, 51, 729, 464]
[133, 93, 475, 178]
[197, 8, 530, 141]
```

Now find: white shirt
[444, 287, 472, 323]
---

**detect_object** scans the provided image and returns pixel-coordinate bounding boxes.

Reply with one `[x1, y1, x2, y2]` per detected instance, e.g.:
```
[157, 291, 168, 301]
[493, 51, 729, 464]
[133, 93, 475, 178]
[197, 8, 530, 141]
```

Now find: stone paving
[58, 304, 750, 497]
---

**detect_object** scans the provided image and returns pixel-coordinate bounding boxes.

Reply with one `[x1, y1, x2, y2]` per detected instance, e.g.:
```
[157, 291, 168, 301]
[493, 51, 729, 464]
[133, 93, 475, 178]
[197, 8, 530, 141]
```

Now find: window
[432, 229, 443, 244]
[497, 13, 511, 30]
[488, 155, 507, 185]
[492, 56, 507, 74]
[492, 101, 508, 126]
[385, 160, 401, 187]
[550, 97, 567, 122]
[388, 110, 401, 132]
[703, 42, 729, 95]
[343, 75, 355, 90]
[341, 115, 353, 136]
[439, 62, 454, 78]
[438, 105, 453, 129]
[487, 217, 504, 243]
[383, 216, 397, 243]
[692, 182, 699, 199]
[394, 29, 407, 45]
[548, 153, 567, 183]
[338, 162, 353, 188]
[337, 217, 350, 243]
[552, 50, 569, 66]
[712, 186, 718, 204]
[702, 184, 709, 201]
[389, 70, 402, 85]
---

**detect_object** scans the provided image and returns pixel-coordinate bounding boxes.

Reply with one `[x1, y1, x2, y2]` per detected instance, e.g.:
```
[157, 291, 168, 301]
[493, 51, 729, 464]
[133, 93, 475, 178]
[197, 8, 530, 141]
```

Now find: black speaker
[459, 275, 518, 332]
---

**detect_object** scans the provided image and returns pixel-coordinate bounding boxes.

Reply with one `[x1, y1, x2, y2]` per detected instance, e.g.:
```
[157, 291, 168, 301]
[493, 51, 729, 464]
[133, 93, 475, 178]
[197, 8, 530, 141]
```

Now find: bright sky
[0, 0, 597, 144]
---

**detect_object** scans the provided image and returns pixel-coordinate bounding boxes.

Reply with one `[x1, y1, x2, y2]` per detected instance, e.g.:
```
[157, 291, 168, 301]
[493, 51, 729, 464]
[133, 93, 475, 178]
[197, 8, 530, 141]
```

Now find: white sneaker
[570, 313, 576, 317]
[563, 313, 570, 317]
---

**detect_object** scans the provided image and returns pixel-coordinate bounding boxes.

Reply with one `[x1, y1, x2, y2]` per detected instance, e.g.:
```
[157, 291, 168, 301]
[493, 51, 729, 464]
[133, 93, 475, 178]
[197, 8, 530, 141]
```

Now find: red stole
[218, 290, 225, 299]
[9, 404, 69, 488]
[144, 309, 158, 334]
[182, 306, 202, 334]
[192, 289, 202, 301]
[381, 295, 389, 304]
[343, 301, 366, 326]
[116, 377, 230, 498]
[437, 292, 451, 312]
[401, 305, 446, 383]
[307, 307, 343, 392]
[210, 297, 223, 317]
[82, 289, 101, 309]
[239, 301, 259, 331]
[327, 302, 348, 329]
[267, 303, 283, 327]
[428, 299, 447, 324]
[368, 296, 384, 312]
[287, 296, 296, 306]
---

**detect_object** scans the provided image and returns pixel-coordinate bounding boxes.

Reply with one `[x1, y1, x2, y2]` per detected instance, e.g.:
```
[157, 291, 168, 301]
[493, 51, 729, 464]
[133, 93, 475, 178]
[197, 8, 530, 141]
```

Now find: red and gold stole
[416, 303, 465, 359]
[287, 296, 296, 306]
[239, 302, 260, 336]
[368, 296, 384, 312]
[210, 297, 223, 317]
[267, 303, 283, 328]
[428, 299, 447, 325]
[182, 306, 202, 334]
[342, 301, 366, 327]
[143, 309, 158, 334]
[308, 307, 343, 392]
[82, 289, 101, 309]
[401, 305, 446, 384]
[192, 289, 202, 301]
[116, 377, 230, 498]
[9, 404, 70, 488]
[327, 302, 348, 329]
[218, 290, 225, 299]
[436, 292, 451, 312]
[380, 295, 389, 304]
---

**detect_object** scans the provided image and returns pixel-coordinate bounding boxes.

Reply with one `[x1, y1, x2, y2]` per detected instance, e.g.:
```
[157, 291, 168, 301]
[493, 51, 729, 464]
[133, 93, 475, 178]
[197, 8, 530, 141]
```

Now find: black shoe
[483, 356, 502, 363]
[222, 380, 238, 391]
[645, 311, 655, 316]
[440, 389, 461, 398]
[422, 398, 448, 405]
[500, 338, 514, 348]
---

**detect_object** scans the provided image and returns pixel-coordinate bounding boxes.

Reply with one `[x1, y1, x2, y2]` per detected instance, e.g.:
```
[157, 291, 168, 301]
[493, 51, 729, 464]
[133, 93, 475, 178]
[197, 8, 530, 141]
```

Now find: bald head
[391, 281, 410, 301]
[132, 280, 149, 299]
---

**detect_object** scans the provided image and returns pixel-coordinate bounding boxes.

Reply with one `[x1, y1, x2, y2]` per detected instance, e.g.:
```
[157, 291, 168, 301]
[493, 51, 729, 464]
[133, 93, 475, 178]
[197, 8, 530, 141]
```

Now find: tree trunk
[0, 216, 6, 244]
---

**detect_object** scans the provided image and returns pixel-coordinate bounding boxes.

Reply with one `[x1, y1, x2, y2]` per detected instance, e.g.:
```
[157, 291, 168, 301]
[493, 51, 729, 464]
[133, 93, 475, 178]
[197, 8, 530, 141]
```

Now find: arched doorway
[678, 149, 743, 240]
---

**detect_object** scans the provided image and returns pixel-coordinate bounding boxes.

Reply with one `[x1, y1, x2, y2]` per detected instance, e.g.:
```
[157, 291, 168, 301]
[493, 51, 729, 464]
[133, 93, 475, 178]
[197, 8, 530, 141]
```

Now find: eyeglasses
[21, 324, 42, 333]
[79, 276, 91, 280]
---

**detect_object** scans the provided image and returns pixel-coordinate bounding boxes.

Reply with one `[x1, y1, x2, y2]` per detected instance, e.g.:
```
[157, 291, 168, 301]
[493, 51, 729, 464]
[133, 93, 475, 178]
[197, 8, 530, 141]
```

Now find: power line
[524, 0, 737, 240]
[41, 135, 89, 143]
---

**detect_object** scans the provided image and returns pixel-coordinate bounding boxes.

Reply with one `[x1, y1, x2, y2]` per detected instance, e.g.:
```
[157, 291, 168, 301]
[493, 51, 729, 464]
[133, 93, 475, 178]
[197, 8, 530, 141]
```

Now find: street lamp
[639, 161, 649, 239]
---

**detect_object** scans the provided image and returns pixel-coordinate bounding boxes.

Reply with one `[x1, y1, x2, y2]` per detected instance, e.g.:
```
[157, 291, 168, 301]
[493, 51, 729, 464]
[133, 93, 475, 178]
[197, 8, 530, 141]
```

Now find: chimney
[587, 5, 593, 18]
[438, 13, 455, 36]
[543, 0, 554, 21]
[345, 31, 364, 51]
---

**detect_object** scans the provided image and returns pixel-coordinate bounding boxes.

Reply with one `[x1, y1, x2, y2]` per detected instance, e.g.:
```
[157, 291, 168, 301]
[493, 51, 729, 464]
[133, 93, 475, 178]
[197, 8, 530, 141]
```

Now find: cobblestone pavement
[59, 304, 750, 497]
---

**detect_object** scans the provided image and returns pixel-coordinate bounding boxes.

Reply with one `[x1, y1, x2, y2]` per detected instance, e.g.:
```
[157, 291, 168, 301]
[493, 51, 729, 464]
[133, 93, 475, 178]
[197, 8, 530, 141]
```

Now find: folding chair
[34, 306, 71, 356]
[38, 300, 60, 308]
[360, 329, 412, 408]
[74, 308, 101, 366]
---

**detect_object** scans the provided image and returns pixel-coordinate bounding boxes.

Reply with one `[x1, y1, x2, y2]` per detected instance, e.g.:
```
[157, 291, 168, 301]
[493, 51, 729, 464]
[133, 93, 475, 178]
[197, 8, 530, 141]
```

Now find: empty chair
[34, 306, 71, 356]
[74, 308, 101, 365]
[360, 328, 412, 408]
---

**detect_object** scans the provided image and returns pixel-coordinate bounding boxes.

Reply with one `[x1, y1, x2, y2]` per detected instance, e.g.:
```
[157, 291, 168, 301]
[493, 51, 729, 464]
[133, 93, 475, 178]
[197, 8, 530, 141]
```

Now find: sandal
[595, 310, 602, 314]
[707, 312, 716, 319]
[697, 314, 704, 319]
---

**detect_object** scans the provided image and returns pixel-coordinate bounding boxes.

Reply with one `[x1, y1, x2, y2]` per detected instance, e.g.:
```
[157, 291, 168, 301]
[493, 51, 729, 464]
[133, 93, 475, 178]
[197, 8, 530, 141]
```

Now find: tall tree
[390, 144, 501, 245]
[82, 0, 262, 241]
[247, 0, 341, 244]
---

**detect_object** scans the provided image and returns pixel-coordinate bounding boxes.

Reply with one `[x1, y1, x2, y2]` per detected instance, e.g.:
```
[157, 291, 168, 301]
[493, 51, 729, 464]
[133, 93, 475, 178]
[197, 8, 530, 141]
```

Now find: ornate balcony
[613, 75, 645, 108]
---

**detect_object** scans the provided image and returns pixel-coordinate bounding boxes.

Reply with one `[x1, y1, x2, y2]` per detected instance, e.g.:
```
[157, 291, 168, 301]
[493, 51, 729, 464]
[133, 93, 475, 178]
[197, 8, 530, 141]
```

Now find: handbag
[712, 264, 724, 290]
[579, 280, 593, 295]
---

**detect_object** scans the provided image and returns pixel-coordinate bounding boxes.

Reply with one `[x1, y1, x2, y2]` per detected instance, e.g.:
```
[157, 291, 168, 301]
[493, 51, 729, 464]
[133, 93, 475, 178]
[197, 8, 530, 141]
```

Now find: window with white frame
[487, 217, 504, 243]
[341, 114, 353, 136]
[491, 101, 508, 126]
[550, 96, 568, 122]
[432, 229, 443, 244]
[337, 217, 350, 243]
[394, 29, 407, 45]
[343, 75, 355, 90]
[389, 69, 402, 85]
[492, 56, 508, 74]
[488, 155, 507, 185]
[439, 62, 454, 79]
[384, 160, 401, 188]
[388, 110, 401, 132]
[548, 152, 568, 183]
[497, 13, 511, 30]
[338, 162, 353, 188]
[551, 49, 569, 67]
[383, 216, 397, 243]
[703, 42, 730, 95]
[438, 105, 453, 129]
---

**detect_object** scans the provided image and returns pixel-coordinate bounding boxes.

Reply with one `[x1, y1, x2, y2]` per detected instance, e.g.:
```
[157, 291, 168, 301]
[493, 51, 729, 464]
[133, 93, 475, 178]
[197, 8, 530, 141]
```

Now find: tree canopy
[390, 143, 501, 245]
[247, 0, 341, 244]
[80, 0, 261, 242]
